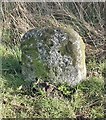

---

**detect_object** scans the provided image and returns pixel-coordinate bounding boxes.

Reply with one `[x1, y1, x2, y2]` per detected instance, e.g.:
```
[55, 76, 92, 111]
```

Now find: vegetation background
[0, 2, 105, 119]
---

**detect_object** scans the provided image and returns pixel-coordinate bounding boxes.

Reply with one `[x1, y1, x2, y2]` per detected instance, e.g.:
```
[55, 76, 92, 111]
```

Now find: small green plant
[58, 83, 76, 98]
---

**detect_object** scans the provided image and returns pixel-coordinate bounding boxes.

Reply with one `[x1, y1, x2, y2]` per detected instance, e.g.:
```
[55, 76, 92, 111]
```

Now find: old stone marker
[21, 25, 86, 86]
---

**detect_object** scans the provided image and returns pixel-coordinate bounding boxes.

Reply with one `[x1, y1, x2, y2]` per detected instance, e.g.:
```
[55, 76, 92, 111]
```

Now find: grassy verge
[0, 45, 105, 118]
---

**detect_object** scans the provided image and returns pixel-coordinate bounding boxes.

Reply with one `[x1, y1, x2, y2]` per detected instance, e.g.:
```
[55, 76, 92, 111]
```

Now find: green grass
[0, 45, 105, 118]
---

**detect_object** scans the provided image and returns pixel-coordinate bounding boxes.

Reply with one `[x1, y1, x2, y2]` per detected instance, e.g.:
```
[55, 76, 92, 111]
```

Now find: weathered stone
[21, 25, 86, 86]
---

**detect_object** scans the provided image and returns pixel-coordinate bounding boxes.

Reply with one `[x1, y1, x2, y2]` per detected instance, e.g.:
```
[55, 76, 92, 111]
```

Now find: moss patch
[32, 59, 49, 79]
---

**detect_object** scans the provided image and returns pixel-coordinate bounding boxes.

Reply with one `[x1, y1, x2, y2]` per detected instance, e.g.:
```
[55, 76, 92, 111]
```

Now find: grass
[0, 45, 105, 119]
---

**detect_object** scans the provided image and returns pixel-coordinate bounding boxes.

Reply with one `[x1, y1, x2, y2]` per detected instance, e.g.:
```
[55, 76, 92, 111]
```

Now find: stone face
[21, 26, 86, 86]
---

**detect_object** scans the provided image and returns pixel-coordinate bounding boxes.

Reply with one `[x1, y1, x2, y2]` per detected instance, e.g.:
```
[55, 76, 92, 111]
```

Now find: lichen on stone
[21, 25, 86, 86]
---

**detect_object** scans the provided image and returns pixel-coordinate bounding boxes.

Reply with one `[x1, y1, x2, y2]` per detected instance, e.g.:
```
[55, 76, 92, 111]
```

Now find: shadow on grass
[1, 53, 26, 91]
[2, 54, 22, 74]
